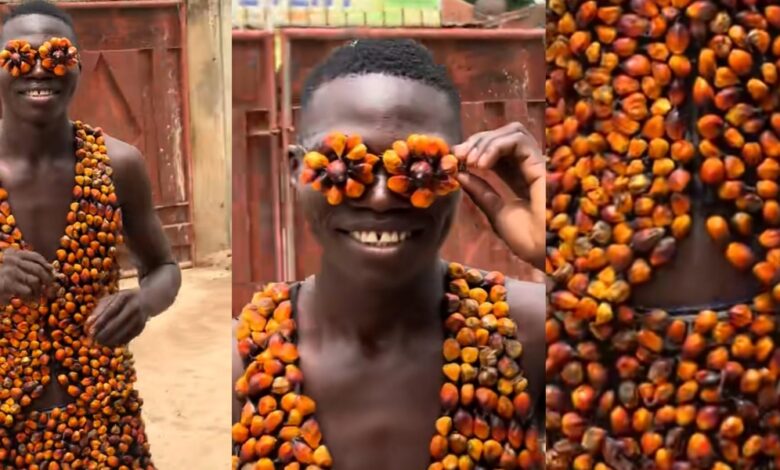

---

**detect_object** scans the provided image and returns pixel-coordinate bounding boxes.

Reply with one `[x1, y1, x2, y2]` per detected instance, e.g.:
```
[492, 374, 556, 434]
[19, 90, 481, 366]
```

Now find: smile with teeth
[349, 230, 412, 246]
[23, 89, 57, 97]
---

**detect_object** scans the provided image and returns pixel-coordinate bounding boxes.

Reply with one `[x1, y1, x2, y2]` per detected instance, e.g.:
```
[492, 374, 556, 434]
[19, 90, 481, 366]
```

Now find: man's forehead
[301, 74, 459, 147]
[1, 14, 75, 42]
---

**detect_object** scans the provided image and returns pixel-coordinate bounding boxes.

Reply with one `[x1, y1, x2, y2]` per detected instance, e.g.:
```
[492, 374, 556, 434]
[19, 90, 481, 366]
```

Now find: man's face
[295, 73, 462, 284]
[0, 14, 79, 124]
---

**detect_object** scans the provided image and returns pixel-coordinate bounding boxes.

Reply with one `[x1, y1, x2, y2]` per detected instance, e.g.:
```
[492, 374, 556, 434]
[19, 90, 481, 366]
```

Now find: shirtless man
[232, 39, 545, 469]
[0, 1, 180, 466]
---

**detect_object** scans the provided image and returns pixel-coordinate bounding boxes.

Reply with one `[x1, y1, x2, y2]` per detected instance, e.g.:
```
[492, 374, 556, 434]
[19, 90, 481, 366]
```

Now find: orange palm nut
[725, 242, 755, 270]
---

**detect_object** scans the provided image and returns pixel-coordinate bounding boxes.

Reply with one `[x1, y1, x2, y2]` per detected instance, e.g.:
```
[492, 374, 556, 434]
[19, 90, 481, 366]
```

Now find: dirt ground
[122, 257, 232, 470]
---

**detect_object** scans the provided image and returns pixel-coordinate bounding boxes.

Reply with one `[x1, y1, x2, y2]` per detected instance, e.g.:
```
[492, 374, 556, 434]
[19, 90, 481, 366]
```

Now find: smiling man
[0, 1, 180, 467]
[232, 39, 545, 470]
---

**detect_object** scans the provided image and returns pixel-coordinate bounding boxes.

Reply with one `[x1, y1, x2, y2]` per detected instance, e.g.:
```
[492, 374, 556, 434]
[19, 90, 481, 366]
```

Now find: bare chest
[300, 342, 443, 470]
[630, 176, 760, 307]
[0, 160, 74, 260]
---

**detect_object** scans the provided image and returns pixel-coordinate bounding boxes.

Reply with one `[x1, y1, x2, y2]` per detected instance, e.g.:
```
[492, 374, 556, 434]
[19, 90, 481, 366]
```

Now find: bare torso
[0, 131, 148, 411]
[296, 283, 444, 470]
[0, 151, 74, 263]
[630, 177, 759, 309]
[233, 275, 545, 470]
[0, 147, 77, 410]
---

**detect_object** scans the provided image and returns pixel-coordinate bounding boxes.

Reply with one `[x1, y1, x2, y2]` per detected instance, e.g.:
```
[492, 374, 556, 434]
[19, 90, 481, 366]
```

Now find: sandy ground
[122, 260, 232, 470]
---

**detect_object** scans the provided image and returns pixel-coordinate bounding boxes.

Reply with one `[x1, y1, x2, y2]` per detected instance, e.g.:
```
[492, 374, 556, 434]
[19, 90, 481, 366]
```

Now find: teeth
[25, 90, 54, 97]
[348, 231, 412, 246]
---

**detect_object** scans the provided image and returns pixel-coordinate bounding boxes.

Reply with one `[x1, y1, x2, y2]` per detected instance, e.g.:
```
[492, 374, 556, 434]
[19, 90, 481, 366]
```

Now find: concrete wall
[187, 0, 232, 263]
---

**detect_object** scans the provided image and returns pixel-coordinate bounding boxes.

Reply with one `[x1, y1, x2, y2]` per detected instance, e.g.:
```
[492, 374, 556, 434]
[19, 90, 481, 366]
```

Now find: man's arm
[109, 136, 181, 318]
[85, 137, 181, 346]
[507, 278, 545, 432]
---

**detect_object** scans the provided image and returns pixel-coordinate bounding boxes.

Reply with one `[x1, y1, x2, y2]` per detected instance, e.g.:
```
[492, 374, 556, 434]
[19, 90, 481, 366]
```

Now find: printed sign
[233, 0, 442, 28]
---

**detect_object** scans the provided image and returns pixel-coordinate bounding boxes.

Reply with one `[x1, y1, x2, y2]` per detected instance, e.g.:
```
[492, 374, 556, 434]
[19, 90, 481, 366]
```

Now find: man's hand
[85, 289, 150, 347]
[0, 248, 54, 303]
[453, 122, 545, 270]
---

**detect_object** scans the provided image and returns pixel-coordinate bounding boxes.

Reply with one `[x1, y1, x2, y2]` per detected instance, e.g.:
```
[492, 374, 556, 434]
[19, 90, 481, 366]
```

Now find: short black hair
[301, 38, 461, 118]
[3, 0, 76, 34]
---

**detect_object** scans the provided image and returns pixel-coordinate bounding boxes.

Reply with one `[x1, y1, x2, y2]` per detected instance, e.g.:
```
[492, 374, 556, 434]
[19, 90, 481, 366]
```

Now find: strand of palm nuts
[383, 134, 461, 209]
[232, 263, 543, 470]
[232, 282, 333, 470]
[432, 263, 542, 470]
[694, 3, 780, 297]
[0, 121, 153, 467]
[547, 0, 780, 468]
[301, 132, 380, 206]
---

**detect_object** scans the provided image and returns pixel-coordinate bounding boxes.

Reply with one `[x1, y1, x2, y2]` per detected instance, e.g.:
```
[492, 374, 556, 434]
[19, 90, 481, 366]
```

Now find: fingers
[94, 298, 147, 347]
[17, 259, 54, 285]
[472, 124, 527, 168]
[94, 301, 131, 344]
[469, 125, 542, 181]
[481, 132, 543, 172]
[454, 123, 544, 203]
[15, 249, 51, 268]
[89, 291, 149, 347]
[0, 268, 43, 301]
[1, 249, 55, 300]
[18, 271, 43, 292]
[452, 133, 480, 164]
[456, 172, 505, 223]
[12, 279, 33, 299]
[453, 123, 523, 167]
[8, 249, 52, 272]
[478, 133, 537, 199]
[86, 291, 126, 336]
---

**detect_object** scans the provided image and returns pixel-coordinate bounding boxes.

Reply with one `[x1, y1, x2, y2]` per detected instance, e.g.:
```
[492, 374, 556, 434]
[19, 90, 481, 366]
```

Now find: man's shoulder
[104, 135, 144, 173]
[101, 136, 149, 198]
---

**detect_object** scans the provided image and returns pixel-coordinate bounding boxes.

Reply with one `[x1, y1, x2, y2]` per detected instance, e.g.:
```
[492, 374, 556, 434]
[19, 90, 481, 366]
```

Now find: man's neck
[308, 259, 446, 345]
[0, 113, 72, 162]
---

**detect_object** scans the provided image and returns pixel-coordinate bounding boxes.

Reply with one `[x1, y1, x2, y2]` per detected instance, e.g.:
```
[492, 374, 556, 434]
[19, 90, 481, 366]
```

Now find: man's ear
[288, 144, 305, 186]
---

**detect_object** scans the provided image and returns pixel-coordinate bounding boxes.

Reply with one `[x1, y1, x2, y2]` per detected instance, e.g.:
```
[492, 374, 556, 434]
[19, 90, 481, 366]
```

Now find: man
[232, 39, 545, 470]
[0, 1, 180, 466]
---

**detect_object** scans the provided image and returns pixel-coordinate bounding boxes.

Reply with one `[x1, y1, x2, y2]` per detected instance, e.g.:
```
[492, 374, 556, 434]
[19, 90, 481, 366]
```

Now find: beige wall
[187, 0, 232, 263]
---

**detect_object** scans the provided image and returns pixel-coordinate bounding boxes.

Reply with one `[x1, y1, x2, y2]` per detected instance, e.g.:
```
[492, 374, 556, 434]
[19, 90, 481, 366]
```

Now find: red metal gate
[280, 28, 545, 282]
[0, 1, 194, 265]
[232, 30, 279, 310]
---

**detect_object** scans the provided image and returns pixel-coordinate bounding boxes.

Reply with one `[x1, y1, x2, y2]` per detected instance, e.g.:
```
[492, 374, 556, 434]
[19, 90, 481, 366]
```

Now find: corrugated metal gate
[232, 30, 279, 311]
[0, 1, 194, 265]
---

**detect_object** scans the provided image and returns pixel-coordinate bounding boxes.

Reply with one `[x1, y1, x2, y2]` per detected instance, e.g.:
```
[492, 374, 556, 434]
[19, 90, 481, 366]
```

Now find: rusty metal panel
[0, 1, 194, 265]
[280, 28, 544, 282]
[232, 31, 280, 313]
